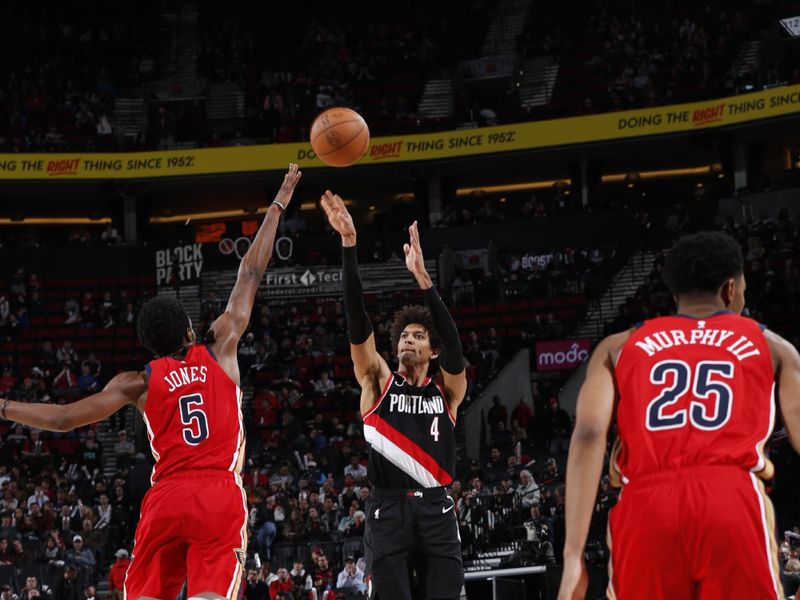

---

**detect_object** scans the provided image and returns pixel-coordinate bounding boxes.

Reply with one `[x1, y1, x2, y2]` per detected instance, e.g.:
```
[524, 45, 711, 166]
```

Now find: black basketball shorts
[364, 486, 464, 600]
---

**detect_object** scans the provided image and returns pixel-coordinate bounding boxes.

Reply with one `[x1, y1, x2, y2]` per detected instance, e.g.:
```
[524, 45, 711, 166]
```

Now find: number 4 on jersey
[646, 360, 734, 431]
[430, 416, 440, 442]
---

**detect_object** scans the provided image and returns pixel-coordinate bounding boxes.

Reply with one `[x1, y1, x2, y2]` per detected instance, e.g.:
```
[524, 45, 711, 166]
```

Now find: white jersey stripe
[751, 383, 776, 474]
[225, 477, 249, 598]
[749, 473, 780, 598]
[141, 412, 161, 485]
[228, 385, 244, 472]
[363, 424, 441, 488]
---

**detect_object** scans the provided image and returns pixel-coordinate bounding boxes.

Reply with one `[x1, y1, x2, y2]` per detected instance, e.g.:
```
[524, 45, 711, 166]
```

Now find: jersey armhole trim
[362, 374, 394, 420]
[435, 382, 458, 425]
[143, 363, 152, 381]
[205, 343, 219, 362]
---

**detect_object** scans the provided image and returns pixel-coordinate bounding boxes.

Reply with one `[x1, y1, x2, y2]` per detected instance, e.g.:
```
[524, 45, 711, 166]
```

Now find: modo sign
[0, 85, 798, 180]
[536, 339, 592, 371]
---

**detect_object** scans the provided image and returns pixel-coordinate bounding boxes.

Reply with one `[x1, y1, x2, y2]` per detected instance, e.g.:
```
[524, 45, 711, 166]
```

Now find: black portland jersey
[362, 372, 457, 489]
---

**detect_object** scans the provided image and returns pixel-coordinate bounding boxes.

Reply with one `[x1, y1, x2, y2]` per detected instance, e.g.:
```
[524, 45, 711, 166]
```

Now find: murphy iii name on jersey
[388, 393, 446, 415]
[634, 329, 760, 361]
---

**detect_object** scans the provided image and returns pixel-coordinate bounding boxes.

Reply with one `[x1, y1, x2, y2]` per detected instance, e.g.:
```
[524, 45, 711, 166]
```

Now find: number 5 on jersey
[180, 393, 209, 445]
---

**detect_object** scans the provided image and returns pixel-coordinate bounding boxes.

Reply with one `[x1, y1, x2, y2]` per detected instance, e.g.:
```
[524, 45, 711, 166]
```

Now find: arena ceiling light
[456, 180, 570, 196]
[455, 165, 721, 196]
[601, 165, 720, 183]
[151, 199, 356, 222]
[0, 217, 112, 225]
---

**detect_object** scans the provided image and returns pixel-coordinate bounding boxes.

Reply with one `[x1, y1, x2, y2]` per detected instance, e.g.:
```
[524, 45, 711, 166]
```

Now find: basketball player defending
[320, 190, 466, 600]
[558, 232, 800, 600]
[0, 164, 302, 600]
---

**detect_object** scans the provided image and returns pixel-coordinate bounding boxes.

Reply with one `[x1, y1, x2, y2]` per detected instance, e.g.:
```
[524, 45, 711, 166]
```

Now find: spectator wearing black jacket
[545, 398, 571, 455]
[242, 568, 268, 600]
[53, 565, 82, 600]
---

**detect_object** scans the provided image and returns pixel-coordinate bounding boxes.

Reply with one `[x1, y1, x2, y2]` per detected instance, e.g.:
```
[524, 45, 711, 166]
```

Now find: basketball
[310, 107, 370, 167]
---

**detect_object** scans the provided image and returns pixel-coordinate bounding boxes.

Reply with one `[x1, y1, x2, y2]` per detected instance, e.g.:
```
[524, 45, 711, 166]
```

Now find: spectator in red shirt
[312, 554, 335, 592]
[53, 362, 78, 397]
[0, 368, 16, 393]
[108, 549, 130, 600]
[254, 393, 277, 427]
[268, 567, 294, 599]
[510, 397, 533, 430]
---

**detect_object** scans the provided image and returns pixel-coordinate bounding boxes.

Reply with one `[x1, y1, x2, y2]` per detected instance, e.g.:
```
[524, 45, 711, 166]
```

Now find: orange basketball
[310, 107, 370, 167]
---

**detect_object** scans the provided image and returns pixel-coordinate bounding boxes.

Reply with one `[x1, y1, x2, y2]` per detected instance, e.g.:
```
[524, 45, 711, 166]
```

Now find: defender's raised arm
[209, 163, 301, 382]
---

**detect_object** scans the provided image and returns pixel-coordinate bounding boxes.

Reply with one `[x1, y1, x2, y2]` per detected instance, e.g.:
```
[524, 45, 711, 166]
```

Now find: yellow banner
[0, 85, 797, 180]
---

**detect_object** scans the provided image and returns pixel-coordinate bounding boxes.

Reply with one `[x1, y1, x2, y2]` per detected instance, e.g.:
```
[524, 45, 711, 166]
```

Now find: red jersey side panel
[612, 312, 775, 485]
[143, 344, 245, 483]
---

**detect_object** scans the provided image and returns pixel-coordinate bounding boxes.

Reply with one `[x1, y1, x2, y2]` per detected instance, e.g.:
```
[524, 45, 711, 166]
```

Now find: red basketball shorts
[607, 466, 782, 599]
[124, 470, 248, 599]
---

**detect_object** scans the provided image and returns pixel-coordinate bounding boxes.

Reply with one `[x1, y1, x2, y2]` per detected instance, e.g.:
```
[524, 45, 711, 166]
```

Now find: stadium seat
[19, 563, 44, 583]
[0, 565, 14, 588]
[271, 542, 297, 568]
[341, 537, 364, 560]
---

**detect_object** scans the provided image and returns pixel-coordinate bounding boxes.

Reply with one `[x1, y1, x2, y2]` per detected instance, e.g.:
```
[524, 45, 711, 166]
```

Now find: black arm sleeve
[342, 245, 373, 345]
[423, 286, 464, 374]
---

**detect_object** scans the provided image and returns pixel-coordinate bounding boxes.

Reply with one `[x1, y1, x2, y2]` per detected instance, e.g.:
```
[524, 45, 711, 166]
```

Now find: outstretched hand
[274, 163, 302, 209]
[320, 190, 357, 241]
[403, 221, 426, 276]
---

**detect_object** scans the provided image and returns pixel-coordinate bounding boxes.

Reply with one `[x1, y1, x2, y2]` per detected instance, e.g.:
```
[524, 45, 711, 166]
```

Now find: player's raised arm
[558, 332, 626, 600]
[766, 329, 800, 453]
[1, 371, 146, 432]
[320, 190, 391, 411]
[404, 221, 467, 411]
[209, 164, 301, 376]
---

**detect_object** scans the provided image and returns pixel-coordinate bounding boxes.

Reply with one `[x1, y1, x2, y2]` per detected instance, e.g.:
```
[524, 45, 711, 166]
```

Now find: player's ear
[720, 278, 736, 307]
[186, 326, 196, 345]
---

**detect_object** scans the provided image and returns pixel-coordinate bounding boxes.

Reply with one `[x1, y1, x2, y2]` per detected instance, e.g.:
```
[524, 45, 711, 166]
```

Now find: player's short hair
[137, 296, 191, 356]
[662, 232, 744, 297]
[391, 305, 442, 352]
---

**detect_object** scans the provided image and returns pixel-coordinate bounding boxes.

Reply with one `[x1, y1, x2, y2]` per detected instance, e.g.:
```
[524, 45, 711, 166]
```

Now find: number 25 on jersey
[646, 360, 734, 432]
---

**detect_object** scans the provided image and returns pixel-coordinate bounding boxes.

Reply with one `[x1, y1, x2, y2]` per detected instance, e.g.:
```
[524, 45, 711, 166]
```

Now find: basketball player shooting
[0, 164, 302, 600]
[320, 190, 466, 600]
[557, 232, 800, 600]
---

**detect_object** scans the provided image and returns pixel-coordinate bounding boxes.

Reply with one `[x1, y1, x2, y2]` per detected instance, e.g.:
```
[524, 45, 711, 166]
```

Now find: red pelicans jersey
[612, 311, 775, 485]
[143, 344, 245, 484]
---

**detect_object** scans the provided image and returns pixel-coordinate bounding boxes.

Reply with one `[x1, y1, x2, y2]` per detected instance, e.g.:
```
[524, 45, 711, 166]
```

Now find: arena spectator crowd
[0, 0, 786, 152]
[0, 198, 798, 596]
[0, 2, 172, 152]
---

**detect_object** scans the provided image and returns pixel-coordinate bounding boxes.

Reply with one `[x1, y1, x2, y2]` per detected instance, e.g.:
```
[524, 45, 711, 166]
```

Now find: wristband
[271, 200, 286, 211]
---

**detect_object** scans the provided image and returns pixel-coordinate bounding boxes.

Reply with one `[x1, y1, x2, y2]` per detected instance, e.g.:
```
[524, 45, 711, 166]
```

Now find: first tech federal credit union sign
[262, 267, 343, 298]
